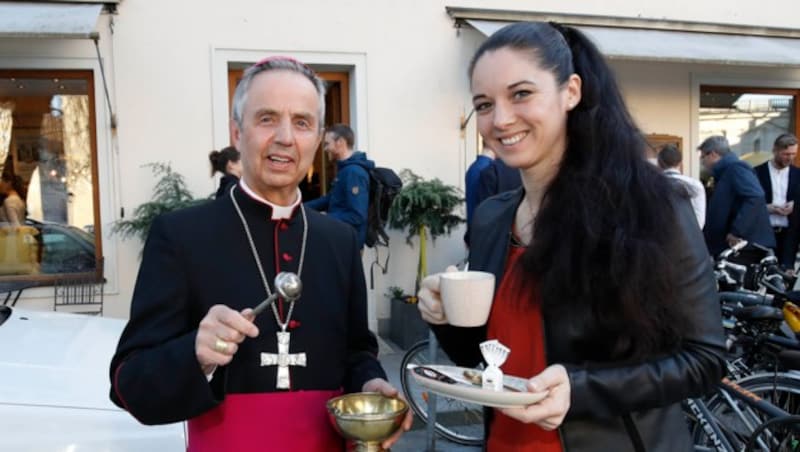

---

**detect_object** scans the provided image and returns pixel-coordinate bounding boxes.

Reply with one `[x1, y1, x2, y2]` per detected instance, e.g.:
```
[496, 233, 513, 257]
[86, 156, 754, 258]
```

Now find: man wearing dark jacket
[701, 135, 775, 256]
[306, 123, 373, 248]
[755, 133, 800, 271]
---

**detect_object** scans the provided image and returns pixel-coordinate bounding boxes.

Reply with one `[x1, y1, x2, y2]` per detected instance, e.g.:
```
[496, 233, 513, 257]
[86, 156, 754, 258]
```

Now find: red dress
[485, 245, 563, 452]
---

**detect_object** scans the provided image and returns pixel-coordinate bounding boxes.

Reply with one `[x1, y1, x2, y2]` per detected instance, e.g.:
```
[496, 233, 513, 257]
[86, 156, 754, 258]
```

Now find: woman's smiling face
[471, 47, 581, 173]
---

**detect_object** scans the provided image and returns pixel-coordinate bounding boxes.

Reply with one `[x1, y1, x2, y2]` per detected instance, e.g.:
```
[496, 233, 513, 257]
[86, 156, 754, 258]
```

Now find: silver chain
[230, 186, 308, 332]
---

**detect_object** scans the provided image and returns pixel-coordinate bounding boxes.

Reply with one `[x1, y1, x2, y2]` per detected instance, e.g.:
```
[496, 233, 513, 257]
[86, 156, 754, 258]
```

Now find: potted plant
[112, 162, 207, 247]
[386, 170, 463, 348]
[388, 169, 464, 293]
[386, 285, 429, 349]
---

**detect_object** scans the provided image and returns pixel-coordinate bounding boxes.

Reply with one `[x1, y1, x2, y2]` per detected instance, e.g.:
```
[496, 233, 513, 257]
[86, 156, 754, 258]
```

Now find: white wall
[2, 0, 800, 328]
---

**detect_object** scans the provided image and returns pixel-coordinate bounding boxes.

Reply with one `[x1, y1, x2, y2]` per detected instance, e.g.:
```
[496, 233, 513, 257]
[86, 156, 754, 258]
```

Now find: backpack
[365, 167, 402, 248]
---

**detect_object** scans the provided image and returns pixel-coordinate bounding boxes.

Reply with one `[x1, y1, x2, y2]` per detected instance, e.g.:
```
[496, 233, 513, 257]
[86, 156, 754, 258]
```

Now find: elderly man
[700, 135, 775, 257]
[755, 133, 800, 271]
[109, 57, 410, 451]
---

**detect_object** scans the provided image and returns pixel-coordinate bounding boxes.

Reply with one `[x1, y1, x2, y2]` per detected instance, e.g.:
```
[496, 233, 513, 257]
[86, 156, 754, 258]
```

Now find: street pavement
[377, 336, 482, 452]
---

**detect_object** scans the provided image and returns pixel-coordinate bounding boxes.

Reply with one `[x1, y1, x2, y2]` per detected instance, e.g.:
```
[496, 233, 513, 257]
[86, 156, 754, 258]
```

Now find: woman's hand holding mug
[417, 265, 458, 325]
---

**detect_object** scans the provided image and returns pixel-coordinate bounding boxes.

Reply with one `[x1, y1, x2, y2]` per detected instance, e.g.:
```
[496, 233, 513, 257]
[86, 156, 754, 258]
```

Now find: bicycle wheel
[692, 373, 800, 451]
[744, 415, 800, 452]
[400, 340, 485, 446]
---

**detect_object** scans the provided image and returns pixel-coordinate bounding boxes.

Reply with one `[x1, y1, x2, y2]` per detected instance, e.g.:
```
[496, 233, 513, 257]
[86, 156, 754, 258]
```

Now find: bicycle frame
[685, 397, 735, 452]
[689, 376, 798, 452]
[718, 377, 793, 422]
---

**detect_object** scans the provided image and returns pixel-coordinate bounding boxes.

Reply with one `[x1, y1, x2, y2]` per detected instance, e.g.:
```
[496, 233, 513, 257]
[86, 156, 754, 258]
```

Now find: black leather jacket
[433, 188, 726, 452]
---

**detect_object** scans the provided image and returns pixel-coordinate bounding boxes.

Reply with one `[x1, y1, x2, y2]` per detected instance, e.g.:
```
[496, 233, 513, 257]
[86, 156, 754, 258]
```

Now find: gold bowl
[327, 392, 408, 451]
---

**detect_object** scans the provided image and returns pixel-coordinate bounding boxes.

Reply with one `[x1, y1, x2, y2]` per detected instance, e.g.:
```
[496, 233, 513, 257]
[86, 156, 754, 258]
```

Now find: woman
[209, 146, 242, 198]
[0, 176, 26, 226]
[418, 22, 725, 451]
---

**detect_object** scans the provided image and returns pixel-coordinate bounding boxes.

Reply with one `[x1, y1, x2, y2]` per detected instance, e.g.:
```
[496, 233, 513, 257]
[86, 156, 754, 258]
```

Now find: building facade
[1, 0, 799, 332]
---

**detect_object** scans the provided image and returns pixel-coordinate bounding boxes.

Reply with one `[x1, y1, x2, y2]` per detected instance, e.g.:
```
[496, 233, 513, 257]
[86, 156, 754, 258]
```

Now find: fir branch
[388, 169, 464, 244]
[112, 162, 207, 244]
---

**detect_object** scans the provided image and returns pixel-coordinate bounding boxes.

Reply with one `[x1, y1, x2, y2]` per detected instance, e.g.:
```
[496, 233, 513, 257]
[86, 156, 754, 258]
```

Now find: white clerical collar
[239, 179, 302, 220]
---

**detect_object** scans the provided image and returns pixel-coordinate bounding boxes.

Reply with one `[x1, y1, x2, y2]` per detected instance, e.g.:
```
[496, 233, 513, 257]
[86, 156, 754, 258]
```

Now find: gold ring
[214, 339, 228, 353]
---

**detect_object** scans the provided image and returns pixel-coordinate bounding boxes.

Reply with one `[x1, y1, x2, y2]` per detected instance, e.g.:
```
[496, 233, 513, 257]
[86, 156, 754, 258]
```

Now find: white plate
[407, 364, 549, 408]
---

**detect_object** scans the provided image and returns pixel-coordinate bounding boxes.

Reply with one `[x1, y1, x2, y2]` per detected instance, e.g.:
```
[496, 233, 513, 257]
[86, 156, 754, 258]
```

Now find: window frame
[698, 83, 800, 137]
[691, 74, 800, 179]
[0, 68, 103, 284]
[699, 84, 800, 154]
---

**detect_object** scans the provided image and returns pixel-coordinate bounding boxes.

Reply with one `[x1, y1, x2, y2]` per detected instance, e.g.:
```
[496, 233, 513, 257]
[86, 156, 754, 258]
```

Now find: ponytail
[208, 146, 240, 176]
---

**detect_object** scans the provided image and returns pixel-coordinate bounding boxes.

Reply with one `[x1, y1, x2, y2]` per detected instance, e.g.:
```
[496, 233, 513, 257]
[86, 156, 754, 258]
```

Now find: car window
[40, 226, 95, 274]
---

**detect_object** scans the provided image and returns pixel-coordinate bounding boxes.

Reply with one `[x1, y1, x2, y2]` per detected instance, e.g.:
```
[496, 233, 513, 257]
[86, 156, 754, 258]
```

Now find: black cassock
[110, 186, 385, 451]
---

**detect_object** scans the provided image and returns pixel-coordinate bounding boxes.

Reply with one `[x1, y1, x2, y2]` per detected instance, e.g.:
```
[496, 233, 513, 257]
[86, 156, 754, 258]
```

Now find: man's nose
[274, 117, 294, 145]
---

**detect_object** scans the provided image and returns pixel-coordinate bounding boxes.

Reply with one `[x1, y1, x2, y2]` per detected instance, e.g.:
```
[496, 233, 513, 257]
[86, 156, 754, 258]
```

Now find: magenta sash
[187, 390, 344, 452]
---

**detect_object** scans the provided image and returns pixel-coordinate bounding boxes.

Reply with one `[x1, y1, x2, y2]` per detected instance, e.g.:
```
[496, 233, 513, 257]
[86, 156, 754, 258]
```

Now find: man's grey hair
[698, 135, 731, 156]
[231, 57, 326, 130]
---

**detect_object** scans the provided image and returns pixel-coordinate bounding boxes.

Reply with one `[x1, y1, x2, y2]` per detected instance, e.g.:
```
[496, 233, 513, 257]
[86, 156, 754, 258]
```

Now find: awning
[465, 19, 800, 67]
[0, 2, 103, 39]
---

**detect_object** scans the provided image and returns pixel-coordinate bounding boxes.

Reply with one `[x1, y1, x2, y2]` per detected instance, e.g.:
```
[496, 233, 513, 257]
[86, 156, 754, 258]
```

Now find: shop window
[699, 86, 799, 167]
[0, 70, 101, 281]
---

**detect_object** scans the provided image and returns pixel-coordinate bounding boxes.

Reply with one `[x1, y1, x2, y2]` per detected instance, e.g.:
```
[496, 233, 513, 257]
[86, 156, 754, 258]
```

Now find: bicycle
[689, 245, 800, 450]
[745, 415, 800, 451]
[400, 339, 485, 446]
[687, 373, 800, 451]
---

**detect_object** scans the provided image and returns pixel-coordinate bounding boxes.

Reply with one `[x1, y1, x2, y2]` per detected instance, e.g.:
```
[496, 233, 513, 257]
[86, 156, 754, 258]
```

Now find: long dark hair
[470, 22, 693, 359]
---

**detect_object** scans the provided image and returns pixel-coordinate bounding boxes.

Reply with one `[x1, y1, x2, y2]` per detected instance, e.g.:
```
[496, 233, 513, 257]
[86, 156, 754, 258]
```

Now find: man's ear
[230, 119, 241, 148]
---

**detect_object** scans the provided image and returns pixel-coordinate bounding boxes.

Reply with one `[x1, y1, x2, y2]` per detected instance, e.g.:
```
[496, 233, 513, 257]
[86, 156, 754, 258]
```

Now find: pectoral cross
[261, 331, 306, 389]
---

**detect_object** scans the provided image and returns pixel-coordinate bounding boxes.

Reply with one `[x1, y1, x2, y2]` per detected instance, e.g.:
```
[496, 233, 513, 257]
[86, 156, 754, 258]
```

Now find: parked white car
[0, 306, 185, 451]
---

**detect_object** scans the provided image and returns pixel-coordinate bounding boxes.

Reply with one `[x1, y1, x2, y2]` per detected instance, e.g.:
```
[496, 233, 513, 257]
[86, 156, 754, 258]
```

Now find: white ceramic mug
[439, 271, 495, 327]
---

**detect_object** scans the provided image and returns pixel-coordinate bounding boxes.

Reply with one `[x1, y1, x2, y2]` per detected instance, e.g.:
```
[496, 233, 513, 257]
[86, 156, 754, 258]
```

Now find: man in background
[306, 123, 373, 249]
[463, 146, 494, 246]
[755, 133, 800, 271]
[465, 146, 495, 226]
[657, 144, 705, 228]
[476, 157, 522, 206]
[701, 135, 775, 256]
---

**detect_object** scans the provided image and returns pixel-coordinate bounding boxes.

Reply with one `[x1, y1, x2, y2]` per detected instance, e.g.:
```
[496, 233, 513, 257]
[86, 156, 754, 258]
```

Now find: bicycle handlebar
[718, 291, 774, 307]
[718, 240, 749, 259]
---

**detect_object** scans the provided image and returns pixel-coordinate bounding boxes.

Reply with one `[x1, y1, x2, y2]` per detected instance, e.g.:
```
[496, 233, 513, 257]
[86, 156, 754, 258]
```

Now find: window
[0, 70, 101, 281]
[699, 86, 799, 167]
